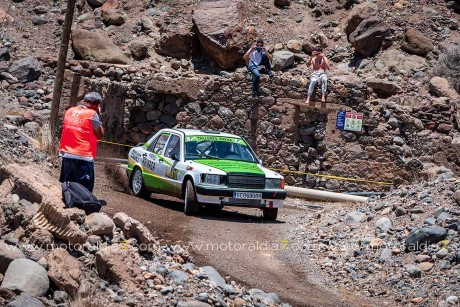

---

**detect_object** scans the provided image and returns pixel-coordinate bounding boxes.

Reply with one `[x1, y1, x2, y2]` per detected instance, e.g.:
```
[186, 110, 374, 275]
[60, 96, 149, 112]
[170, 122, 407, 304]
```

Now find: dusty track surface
[94, 164, 386, 307]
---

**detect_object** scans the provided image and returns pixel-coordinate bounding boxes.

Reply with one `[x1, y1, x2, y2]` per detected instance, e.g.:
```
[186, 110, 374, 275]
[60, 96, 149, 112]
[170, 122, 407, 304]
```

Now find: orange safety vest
[59, 106, 98, 158]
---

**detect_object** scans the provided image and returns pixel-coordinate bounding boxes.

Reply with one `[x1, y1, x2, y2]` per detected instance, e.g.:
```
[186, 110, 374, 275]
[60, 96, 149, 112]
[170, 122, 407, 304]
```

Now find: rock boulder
[47, 249, 81, 296]
[71, 29, 129, 64]
[8, 57, 43, 83]
[193, 0, 249, 69]
[155, 27, 193, 59]
[1, 259, 49, 296]
[0, 241, 25, 274]
[349, 18, 390, 57]
[401, 28, 434, 56]
[84, 213, 114, 235]
[272, 51, 295, 71]
[344, 2, 378, 36]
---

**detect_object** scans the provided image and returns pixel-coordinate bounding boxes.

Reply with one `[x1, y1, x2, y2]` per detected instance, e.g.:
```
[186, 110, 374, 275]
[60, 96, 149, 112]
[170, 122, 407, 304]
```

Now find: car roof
[165, 128, 243, 138]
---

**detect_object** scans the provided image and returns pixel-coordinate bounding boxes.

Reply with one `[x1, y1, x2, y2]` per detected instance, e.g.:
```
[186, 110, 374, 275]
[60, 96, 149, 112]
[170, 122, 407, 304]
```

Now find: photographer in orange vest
[59, 92, 105, 192]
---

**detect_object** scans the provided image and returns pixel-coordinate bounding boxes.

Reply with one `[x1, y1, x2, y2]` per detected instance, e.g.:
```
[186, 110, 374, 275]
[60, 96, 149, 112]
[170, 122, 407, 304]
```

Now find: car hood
[190, 159, 283, 178]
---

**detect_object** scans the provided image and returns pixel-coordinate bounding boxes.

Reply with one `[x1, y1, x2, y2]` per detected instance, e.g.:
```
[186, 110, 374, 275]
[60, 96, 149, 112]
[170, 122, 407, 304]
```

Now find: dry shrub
[432, 44, 460, 93]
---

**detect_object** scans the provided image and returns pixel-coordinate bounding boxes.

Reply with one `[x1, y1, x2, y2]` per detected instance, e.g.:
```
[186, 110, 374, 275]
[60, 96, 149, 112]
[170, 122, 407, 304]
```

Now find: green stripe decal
[194, 159, 264, 174]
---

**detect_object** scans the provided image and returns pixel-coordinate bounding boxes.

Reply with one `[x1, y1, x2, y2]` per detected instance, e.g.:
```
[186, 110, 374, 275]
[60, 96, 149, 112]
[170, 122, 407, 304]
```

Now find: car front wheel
[263, 208, 278, 221]
[184, 180, 200, 216]
[130, 167, 150, 199]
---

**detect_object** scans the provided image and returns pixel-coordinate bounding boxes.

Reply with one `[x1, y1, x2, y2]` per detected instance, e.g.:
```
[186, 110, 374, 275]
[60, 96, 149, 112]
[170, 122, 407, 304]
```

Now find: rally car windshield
[184, 136, 258, 163]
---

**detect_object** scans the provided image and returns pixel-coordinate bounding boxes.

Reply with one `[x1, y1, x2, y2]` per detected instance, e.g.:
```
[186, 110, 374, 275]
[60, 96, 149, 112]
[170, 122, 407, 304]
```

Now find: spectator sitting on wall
[243, 38, 274, 101]
[305, 47, 330, 104]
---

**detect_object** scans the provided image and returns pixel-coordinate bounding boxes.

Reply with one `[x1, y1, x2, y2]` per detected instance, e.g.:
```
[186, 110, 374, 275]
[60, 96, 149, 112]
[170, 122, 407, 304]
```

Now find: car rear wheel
[130, 167, 150, 200]
[263, 208, 278, 221]
[184, 180, 200, 216]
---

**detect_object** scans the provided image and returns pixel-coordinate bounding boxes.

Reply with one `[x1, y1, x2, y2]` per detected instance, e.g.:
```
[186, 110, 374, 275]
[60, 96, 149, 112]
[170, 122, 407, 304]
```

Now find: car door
[142, 132, 170, 192]
[160, 133, 184, 195]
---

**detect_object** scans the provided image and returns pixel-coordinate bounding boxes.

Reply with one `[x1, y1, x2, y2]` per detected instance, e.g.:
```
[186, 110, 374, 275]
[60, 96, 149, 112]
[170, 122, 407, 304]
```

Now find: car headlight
[265, 178, 285, 189]
[201, 174, 225, 185]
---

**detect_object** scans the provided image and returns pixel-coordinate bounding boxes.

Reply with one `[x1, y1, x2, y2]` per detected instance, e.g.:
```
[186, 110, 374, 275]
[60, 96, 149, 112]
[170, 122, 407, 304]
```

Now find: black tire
[263, 208, 278, 221]
[130, 167, 150, 200]
[184, 180, 200, 216]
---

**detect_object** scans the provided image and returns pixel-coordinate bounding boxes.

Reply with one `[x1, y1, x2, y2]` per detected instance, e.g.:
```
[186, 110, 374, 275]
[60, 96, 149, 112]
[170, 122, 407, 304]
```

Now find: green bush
[432, 44, 460, 93]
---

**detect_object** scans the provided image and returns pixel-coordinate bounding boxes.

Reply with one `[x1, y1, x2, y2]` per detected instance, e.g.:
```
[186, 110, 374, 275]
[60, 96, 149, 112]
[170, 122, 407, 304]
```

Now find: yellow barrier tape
[269, 168, 393, 186]
[98, 140, 135, 148]
[98, 140, 393, 186]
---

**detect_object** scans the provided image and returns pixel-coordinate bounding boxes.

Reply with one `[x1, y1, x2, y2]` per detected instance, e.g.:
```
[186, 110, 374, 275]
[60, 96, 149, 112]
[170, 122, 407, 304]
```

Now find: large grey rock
[201, 266, 226, 288]
[0, 241, 25, 274]
[71, 29, 129, 64]
[401, 28, 434, 56]
[1, 259, 49, 296]
[248, 288, 281, 304]
[8, 57, 43, 83]
[367, 79, 402, 98]
[349, 18, 390, 57]
[344, 2, 378, 36]
[375, 49, 426, 73]
[376, 217, 392, 234]
[169, 270, 189, 285]
[346, 211, 366, 223]
[405, 226, 448, 251]
[272, 51, 295, 71]
[84, 213, 114, 235]
[7, 293, 44, 307]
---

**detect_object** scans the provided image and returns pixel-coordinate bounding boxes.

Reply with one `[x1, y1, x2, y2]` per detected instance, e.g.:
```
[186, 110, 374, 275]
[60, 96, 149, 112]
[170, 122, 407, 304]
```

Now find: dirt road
[94, 164, 380, 307]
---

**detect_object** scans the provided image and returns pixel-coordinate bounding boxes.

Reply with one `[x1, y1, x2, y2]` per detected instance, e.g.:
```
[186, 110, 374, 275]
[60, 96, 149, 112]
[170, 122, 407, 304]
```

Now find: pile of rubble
[0, 164, 289, 306]
[284, 167, 460, 306]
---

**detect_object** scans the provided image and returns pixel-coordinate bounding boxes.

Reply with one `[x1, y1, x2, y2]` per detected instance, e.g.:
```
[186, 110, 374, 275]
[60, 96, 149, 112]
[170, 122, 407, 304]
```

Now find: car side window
[164, 135, 181, 159]
[147, 133, 170, 154]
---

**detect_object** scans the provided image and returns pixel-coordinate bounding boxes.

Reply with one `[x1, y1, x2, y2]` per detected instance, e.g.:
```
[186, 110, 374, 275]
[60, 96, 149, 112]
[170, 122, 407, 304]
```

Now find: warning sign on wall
[336, 111, 363, 132]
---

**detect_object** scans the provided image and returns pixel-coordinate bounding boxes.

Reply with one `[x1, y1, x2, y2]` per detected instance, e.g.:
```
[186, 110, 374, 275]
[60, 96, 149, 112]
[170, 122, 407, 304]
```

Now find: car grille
[227, 173, 265, 189]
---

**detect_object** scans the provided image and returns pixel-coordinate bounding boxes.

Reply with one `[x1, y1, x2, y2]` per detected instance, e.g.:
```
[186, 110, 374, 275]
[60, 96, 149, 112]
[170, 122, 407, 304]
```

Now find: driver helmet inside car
[216, 142, 234, 158]
[185, 142, 198, 155]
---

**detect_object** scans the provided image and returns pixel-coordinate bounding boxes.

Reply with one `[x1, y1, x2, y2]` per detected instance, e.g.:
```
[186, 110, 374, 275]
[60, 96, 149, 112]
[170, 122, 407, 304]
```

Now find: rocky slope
[0, 162, 290, 306]
[283, 170, 460, 306]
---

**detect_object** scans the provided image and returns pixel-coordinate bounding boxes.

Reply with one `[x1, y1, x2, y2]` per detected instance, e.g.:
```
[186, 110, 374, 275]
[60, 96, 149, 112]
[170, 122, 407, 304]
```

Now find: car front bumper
[195, 185, 286, 208]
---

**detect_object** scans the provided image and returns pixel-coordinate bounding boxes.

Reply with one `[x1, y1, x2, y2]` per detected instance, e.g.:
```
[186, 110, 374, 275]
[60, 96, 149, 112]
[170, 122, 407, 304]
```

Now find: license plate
[233, 192, 262, 199]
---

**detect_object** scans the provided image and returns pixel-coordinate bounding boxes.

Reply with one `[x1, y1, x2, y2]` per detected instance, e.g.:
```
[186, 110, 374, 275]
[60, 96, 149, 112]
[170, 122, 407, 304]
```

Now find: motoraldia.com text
[7, 238, 456, 254]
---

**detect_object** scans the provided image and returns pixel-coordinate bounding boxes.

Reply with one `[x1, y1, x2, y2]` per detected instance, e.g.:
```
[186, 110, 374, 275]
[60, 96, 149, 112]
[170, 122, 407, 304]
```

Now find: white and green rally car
[127, 129, 286, 220]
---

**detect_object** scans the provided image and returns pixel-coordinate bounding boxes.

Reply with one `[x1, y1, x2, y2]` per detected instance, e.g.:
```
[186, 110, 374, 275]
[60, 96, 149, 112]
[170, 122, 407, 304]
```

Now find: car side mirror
[172, 153, 180, 161]
[136, 143, 145, 147]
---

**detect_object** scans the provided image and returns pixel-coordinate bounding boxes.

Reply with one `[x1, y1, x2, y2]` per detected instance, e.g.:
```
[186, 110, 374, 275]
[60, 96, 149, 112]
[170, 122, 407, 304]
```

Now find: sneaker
[268, 70, 274, 78]
[252, 93, 259, 100]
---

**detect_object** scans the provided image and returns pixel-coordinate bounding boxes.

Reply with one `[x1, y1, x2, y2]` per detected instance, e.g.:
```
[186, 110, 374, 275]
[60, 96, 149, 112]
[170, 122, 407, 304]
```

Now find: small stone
[418, 262, 433, 271]
[411, 297, 423, 304]
[407, 265, 422, 278]
[370, 238, 383, 249]
[415, 254, 431, 263]
[436, 248, 448, 259]
[446, 296, 459, 305]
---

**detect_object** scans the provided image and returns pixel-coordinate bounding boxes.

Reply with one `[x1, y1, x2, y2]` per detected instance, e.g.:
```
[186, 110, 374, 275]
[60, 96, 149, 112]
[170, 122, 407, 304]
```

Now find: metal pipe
[284, 186, 368, 203]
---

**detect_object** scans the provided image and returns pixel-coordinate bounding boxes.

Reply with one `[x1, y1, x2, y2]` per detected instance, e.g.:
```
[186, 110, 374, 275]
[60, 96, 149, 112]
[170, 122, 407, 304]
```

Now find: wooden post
[49, 0, 76, 139]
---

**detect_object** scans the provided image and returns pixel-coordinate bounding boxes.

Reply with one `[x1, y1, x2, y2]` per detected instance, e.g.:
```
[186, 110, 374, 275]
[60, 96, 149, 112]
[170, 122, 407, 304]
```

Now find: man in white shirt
[243, 38, 273, 100]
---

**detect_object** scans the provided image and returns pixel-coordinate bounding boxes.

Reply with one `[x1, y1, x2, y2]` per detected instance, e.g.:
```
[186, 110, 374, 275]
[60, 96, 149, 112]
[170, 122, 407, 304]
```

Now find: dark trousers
[59, 157, 95, 192]
[248, 54, 271, 96]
